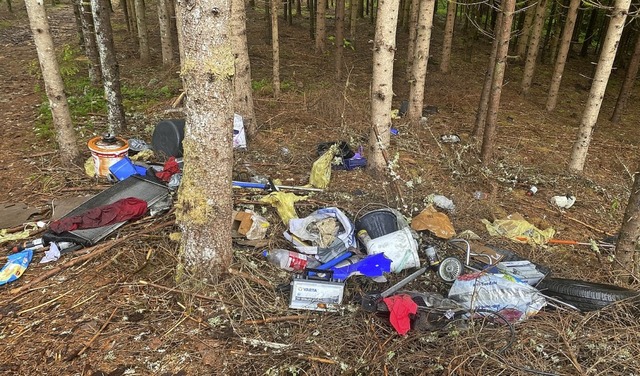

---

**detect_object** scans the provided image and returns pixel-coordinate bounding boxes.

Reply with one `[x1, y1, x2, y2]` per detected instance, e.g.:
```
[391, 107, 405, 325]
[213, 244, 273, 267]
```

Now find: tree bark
[615, 170, 640, 281]
[580, 8, 599, 57]
[472, 11, 501, 138]
[91, 0, 126, 133]
[405, 0, 418, 80]
[78, 0, 102, 85]
[545, 0, 580, 112]
[568, 0, 631, 172]
[126, 0, 137, 36]
[368, 0, 400, 175]
[520, 0, 547, 95]
[175, 0, 235, 281]
[270, 0, 281, 98]
[231, 0, 257, 137]
[407, 0, 435, 123]
[611, 32, 640, 123]
[440, 0, 455, 73]
[158, 0, 175, 66]
[24, 0, 80, 165]
[315, 0, 327, 53]
[515, 0, 534, 59]
[134, 0, 150, 62]
[121, 0, 131, 33]
[479, 0, 515, 165]
[72, 0, 84, 45]
[349, 0, 357, 45]
[335, 0, 345, 79]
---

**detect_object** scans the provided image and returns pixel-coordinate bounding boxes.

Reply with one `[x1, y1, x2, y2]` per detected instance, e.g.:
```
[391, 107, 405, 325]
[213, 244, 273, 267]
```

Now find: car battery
[289, 269, 345, 312]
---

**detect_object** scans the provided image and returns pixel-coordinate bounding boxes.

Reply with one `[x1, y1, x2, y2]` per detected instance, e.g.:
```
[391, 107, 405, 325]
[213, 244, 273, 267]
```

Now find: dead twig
[243, 315, 311, 325]
[228, 267, 273, 289]
[137, 280, 241, 306]
[74, 306, 118, 358]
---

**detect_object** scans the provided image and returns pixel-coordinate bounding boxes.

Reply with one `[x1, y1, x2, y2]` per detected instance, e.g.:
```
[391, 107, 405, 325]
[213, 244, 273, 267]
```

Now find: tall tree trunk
[368, 0, 400, 175]
[166, 0, 179, 56]
[78, 0, 102, 85]
[440, 0, 455, 73]
[479, 0, 515, 165]
[310, 0, 316, 39]
[472, 11, 501, 138]
[315, 0, 327, 52]
[175, 0, 185, 66]
[25, 0, 79, 164]
[231, 0, 257, 137]
[350, 0, 358, 45]
[401, 0, 410, 30]
[546, 0, 579, 112]
[611, 32, 640, 123]
[121, 0, 131, 32]
[580, 8, 599, 56]
[91, 0, 126, 133]
[405, 0, 418, 80]
[520, 0, 547, 95]
[158, 0, 174, 66]
[175, 0, 234, 283]
[335, 0, 345, 79]
[134, 0, 150, 62]
[271, 0, 281, 98]
[540, 0, 556, 63]
[126, 0, 137, 35]
[547, 0, 564, 63]
[407, 0, 435, 123]
[72, 0, 84, 45]
[568, 0, 631, 172]
[515, 0, 534, 59]
[614, 169, 640, 281]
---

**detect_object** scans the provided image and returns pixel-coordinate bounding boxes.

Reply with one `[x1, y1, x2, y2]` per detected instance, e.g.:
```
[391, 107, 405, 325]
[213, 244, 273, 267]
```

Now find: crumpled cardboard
[410, 205, 456, 239]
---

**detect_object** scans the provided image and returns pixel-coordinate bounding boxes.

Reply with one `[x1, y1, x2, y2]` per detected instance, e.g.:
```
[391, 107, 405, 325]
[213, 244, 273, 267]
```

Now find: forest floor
[1, 1, 640, 375]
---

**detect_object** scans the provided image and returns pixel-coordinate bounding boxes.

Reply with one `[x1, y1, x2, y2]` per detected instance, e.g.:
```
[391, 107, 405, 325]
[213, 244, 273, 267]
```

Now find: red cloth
[155, 157, 181, 182]
[383, 294, 418, 335]
[49, 197, 148, 233]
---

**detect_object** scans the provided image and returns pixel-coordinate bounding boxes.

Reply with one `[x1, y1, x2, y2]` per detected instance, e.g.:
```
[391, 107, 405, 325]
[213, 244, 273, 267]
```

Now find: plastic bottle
[357, 229, 372, 248]
[424, 245, 440, 270]
[262, 249, 316, 271]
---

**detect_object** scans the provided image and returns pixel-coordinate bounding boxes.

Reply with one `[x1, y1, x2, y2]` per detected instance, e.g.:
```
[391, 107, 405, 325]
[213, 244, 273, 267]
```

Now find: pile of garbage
[2, 118, 638, 341]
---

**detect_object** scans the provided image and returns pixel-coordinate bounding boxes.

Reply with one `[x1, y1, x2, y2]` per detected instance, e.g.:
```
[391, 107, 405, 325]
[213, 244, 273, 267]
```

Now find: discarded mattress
[42, 175, 170, 246]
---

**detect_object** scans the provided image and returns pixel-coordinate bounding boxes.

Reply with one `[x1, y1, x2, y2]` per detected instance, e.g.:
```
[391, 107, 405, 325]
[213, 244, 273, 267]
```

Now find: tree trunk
[368, 0, 400, 175]
[568, 0, 631, 172]
[316, 0, 327, 52]
[335, 0, 345, 79]
[545, 0, 579, 112]
[350, 0, 357, 45]
[158, 0, 174, 66]
[25, 0, 79, 165]
[6, 0, 12, 12]
[271, 0, 281, 98]
[611, 32, 640, 123]
[472, 11, 501, 138]
[614, 170, 640, 281]
[580, 8, 599, 57]
[540, 0, 556, 63]
[479, 0, 515, 165]
[72, 0, 84, 45]
[175, 0, 185, 66]
[401, 0, 410, 30]
[175, 0, 234, 282]
[231, 0, 257, 137]
[407, 0, 435, 123]
[91, 0, 126, 133]
[520, 0, 547, 95]
[126, 0, 137, 36]
[121, 0, 131, 32]
[547, 0, 564, 63]
[166, 0, 179, 57]
[405, 0, 418, 80]
[440, 0, 455, 73]
[515, 0, 534, 59]
[134, 0, 150, 62]
[78, 0, 102, 85]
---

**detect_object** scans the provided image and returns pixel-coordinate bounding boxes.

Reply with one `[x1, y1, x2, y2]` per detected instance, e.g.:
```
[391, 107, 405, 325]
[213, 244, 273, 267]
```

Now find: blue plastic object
[109, 157, 138, 181]
[330, 253, 392, 281]
[0, 249, 33, 286]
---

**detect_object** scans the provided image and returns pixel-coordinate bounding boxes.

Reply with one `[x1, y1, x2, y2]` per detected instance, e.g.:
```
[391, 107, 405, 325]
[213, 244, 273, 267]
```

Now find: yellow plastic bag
[481, 213, 555, 246]
[309, 144, 339, 189]
[260, 191, 308, 225]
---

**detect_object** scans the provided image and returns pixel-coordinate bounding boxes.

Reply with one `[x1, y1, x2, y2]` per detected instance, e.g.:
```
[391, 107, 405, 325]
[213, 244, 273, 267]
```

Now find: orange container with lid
[87, 135, 129, 177]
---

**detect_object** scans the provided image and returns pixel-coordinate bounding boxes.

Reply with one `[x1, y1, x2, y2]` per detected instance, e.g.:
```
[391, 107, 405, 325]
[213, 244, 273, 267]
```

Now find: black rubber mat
[43, 175, 170, 246]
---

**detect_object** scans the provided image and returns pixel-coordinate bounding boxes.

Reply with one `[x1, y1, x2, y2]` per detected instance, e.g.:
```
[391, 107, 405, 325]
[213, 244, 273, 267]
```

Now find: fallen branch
[243, 315, 311, 325]
[227, 267, 272, 289]
[138, 280, 241, 306]
[9, 219, 175, 296]
[76, 306, 118, 357]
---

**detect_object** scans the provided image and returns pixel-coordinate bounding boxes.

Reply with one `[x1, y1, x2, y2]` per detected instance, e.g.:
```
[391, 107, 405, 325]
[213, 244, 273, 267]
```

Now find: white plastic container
[365, 227, 420, 272]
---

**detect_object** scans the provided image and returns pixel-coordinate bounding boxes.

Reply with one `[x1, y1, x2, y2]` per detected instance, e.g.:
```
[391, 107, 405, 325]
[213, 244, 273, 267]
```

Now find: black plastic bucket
[152, 119, 185, 159]
[355, 209, 399, 239]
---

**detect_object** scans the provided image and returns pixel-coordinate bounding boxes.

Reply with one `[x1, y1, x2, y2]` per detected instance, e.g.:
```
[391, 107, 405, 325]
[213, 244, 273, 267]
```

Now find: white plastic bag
[284, 207, 356, 257]
[366, 227, 420, 272]
[448, 272, 546, 322]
